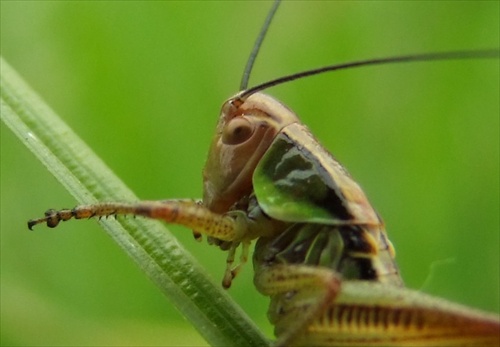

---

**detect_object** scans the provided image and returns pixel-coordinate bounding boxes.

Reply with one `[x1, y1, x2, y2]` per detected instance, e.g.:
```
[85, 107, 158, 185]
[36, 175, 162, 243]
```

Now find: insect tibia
[28, 200, 241, 242]
[221, 240, 251, 289]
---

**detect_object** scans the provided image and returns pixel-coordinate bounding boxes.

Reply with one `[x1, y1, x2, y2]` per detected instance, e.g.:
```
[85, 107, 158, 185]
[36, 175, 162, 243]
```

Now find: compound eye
[222, 117, 255, 145]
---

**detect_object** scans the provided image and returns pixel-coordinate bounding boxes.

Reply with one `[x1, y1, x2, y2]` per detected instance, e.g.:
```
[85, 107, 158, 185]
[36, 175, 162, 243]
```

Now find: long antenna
[239, 0, 281, 91]
[239, 49, 499, 100]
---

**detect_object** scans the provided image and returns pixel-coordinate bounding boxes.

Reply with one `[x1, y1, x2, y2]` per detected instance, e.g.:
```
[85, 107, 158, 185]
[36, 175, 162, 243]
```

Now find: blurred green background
[1, 1, 498, 346]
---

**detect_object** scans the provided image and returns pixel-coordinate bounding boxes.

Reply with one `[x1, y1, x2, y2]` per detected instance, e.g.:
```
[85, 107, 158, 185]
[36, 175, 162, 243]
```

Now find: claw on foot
[27, 208, 75, 230]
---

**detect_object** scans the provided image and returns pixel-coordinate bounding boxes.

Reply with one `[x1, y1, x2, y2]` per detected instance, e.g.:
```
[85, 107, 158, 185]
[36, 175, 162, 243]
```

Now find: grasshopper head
[203, 92, 298, 213]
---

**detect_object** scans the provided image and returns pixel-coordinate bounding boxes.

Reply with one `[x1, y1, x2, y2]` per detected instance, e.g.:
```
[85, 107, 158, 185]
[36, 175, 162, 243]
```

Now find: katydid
[28, 1, 500, 346]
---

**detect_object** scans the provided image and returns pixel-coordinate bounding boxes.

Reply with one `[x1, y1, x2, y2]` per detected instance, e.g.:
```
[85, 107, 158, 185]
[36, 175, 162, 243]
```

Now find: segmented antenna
[239, 49, 500, 100]
[239, 0, 281, 91]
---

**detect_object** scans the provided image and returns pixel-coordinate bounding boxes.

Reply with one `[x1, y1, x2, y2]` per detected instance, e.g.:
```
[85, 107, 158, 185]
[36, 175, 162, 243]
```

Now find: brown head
[202, 92, 299, 214]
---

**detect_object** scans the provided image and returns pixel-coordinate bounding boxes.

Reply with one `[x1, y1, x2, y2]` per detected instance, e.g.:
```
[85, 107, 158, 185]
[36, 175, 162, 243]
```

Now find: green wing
[253, 123, 380, 225]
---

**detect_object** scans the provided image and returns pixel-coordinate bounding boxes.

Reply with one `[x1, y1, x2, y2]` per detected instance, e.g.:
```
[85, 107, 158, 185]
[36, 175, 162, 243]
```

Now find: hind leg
[254, 264, 341, 347]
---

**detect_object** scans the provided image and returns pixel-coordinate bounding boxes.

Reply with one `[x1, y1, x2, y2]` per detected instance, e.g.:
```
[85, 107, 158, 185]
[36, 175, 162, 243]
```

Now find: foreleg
[28, 200, 242, 241]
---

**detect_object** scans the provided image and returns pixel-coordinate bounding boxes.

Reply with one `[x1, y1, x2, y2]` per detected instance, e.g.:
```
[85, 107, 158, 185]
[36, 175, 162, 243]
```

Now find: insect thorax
[253, 221, 403, 287]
